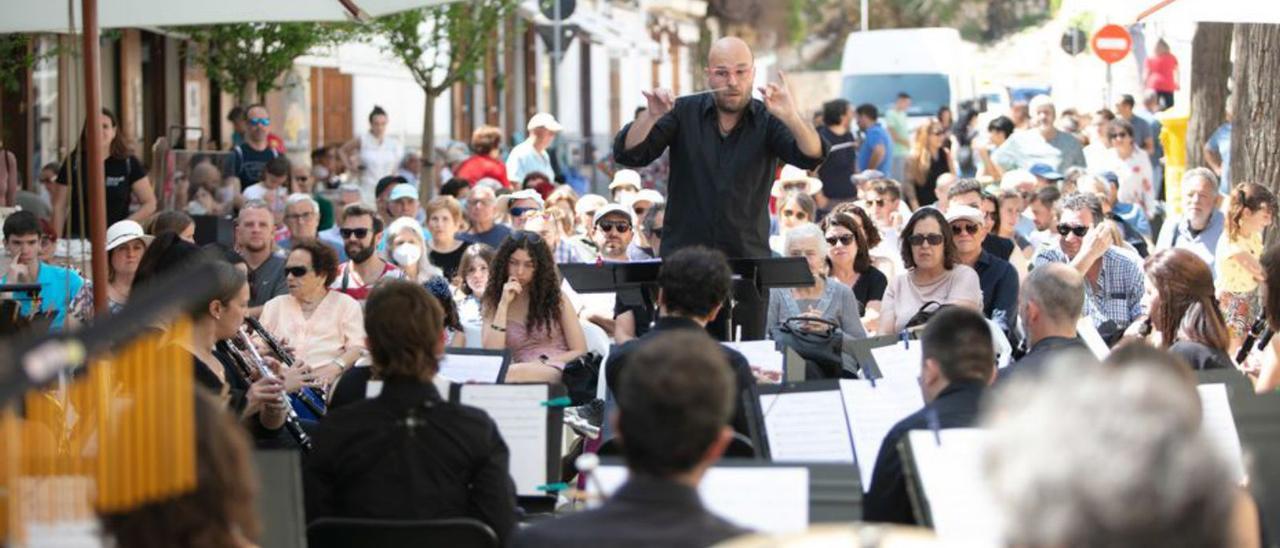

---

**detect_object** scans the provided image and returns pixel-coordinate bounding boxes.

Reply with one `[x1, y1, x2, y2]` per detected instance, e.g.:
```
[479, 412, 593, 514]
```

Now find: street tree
[1230, 23, 1280, 237]
[370, 0, 517, 196]
[183, 23, 350, 104]
[1186, 22, 1232, 170]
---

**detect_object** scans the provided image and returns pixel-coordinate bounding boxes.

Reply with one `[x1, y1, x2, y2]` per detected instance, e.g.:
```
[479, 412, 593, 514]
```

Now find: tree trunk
[420, 90, 438, 202]
[1231, 23, 1280, 241]
[1186, 22, 1232, 170]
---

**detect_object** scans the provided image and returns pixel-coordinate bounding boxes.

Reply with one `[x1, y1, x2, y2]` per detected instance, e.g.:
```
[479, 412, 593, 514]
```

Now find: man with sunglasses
[495, 189, 545, 232]
[229, 104, 281, 186]
[946, 205, 1020, 338]
[593, 204, 636, 263]
[1032, 193, 1144, 340]
[611, 37, 826, 340]
[331, 204, 404, 302]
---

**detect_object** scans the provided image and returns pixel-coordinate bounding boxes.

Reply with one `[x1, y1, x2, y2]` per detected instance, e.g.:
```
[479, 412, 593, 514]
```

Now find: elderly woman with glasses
[877, 208, 983, 335]
[481, 231, 586, 383]
[261, 239, 366, 387]
[767, 223, 868, 358]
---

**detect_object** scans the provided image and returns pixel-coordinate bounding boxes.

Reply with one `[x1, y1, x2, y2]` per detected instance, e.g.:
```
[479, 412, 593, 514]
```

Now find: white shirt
[242, 183, 287, 216]
[358, 132, 404, 199]
[1102, 147, 1155, 214]
[505, 138, 553, 183]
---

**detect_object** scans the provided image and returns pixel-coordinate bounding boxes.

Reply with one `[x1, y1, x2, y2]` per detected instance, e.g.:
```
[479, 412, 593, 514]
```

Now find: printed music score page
[439, 353, 505, 384]
[840, 378, 925, 490]
[594, 465, 810, 534]
[758, 388, 855, 463]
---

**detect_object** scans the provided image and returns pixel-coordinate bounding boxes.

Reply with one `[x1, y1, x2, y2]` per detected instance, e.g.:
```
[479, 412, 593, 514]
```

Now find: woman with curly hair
[481, 231, 586, 382]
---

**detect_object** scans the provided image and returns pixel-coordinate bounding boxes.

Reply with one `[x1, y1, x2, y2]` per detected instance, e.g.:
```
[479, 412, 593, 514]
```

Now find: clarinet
[232, 328, 313, 452]
[1236, 316, 1267, 365]
[244, 317, 326, 417]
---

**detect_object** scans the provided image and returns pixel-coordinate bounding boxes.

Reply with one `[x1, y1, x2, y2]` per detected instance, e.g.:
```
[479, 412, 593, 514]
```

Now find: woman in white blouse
[340, 105, 404, 203]
[878, 207, 984, 334]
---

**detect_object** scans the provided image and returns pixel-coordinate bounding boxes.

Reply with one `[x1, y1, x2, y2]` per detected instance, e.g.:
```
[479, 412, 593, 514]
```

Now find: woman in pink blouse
[877, 208, 983, 334]
[261, 239, 366, 387]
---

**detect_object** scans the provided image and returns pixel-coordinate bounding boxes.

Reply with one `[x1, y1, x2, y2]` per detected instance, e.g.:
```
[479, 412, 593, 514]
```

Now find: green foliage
[181, 23, 351, 101]
[369, 0, 517, 97]
[0, 34, 53, 93]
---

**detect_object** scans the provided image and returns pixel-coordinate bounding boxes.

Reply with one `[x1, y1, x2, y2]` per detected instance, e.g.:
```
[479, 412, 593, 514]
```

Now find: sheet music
[1197, 384, 1247, 484]
[870, 343, 922, 382]
[1077, 317, 1110, 359]
[459, 384, 549, 495]
[758, 389, 855, 463]
[906, 429, 1001, 544]
[595, 465, 809, 534]
[726, 340, 784, 384]
[840, 378, 925, 490]
[439, 353, 505, 384]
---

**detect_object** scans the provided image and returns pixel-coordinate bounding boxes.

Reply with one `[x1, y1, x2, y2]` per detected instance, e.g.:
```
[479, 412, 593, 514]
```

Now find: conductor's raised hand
[759, 70, 799, 121]
[640, 88, 675, 118]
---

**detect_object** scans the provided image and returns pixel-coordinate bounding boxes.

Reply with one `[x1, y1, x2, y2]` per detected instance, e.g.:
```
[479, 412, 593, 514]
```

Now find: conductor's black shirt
[612, 94, 827, 259]
[303, 377, 518, 543]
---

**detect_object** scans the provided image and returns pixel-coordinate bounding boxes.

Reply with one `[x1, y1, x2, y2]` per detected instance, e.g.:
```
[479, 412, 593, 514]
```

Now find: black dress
[851, 267, 889, 316]
[916, 149, 950, 206]
[429, 241, 471, 281]
[56, 153, 147, 238]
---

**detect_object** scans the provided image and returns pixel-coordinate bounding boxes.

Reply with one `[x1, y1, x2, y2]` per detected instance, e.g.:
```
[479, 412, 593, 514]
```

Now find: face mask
[393, 243, 422, 266]
[458, 198, 468, 210]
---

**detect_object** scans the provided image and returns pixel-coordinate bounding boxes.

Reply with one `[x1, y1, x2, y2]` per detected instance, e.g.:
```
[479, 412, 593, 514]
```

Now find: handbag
[561, 351, 603, 406]
[770, 316, 844, 379]
[904, 301, 951, 330]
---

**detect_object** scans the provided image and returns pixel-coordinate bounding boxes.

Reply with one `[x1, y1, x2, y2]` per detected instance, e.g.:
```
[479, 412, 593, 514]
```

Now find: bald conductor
[612, 37, 827, 260]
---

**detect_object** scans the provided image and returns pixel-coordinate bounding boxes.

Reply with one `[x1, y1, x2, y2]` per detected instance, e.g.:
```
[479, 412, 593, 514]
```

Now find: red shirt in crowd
[1144, 53, 1179, 92]
[454, 155, 510, 188]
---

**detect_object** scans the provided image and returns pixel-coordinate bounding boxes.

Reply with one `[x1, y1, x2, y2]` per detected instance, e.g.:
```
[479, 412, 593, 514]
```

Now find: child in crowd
[1217, 182, 1277, 352]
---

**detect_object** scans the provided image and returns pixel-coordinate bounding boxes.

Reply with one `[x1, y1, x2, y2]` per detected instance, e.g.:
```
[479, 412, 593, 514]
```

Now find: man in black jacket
[863, 306, 996, 524]
[513, 330, 750, 548]
[1002, 263, 1090, 381]
[604, 246, 759, 438]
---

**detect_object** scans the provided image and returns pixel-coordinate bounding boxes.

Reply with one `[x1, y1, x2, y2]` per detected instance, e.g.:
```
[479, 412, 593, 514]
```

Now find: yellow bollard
[1157, 108, 1189, 216]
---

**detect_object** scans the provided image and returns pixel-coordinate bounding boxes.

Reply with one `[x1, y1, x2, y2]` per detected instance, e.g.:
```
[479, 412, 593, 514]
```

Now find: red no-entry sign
[1092, 24, 1132, 64]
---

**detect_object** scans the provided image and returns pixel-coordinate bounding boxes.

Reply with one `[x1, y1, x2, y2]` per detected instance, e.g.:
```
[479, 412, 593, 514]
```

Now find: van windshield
[842, 74, 950, 117]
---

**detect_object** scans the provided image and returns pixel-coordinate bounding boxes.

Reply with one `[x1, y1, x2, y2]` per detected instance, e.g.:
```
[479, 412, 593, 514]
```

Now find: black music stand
[722, 257, 814, 341]
[559, 261, 663, 330]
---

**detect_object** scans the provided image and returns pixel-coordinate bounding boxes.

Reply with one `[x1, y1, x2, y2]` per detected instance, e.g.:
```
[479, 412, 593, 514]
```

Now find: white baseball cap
[770, 165, 823, 198]
[944, 204, 985, 226]
[575, 194, 609, 216]
[527, 112, 563, 132]
[105, 220, 153, 251]
[389, 183, 419, 202]
[609, 169, 642, 191]
[624, 189, 665, 209]
[495, 189, 546, 212]
[593, 204, 637, 226]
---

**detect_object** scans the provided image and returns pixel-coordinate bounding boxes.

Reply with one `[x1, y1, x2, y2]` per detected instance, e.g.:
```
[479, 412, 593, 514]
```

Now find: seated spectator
[454, 244, 495, 349]
[332, 204, 404, 303]
[481, 231, 586, 382]
[1002, 263, 1088, 380]
[613, 205, 666, 343]
[387, 183, 423, 224]
[1155, 168, 1224, 269]
[384, 216, 441, 283]
[316, 184, 361, 260]
[983, 354, 1251, 547]
[280, 193, 343, 260]
[864, 306, 995, 524]
[513, 330, 750, 548]
[1033, 193, 1145, 339]
[877, 208, 983, 334]
[624, 189, 665, 260]
[767, 223, 868, 358]
[458, 185, 512, 249]
[235, 201, 288, 310]
[1078, 173, 1150, 257]
[946, 205, 1019, 336]
[1025, 185, 1060, 250]
[423, 196, 470, 280]
[1138, 249, 1233, 370]
[1099, 119, 1155, 215]
[525, 209, 589, 264]
[769, 191, 816, 255]
[454, 125, 510, 188]
[822, 212, 886, 330]
[373, 175, 408, 225]
[105, 219, 152, 314]
[149, 210, 195, 243]
[1216, 182, 1275, 350]
[305, 281, 517, 542]
[1244, 243, 1280, 392]
[261, 239, 365, 386]
[574, 194, 609, 237]
[288, 160, 335, 231]
[3, 211, 85, 329]
[496, 188, 545, 231]
[439, 177, 472, 202]
[545, 185, 579, 220]
[242, 156, 290, 224]
[522, 171, 556, 200]
[592, 204, 636, 263]
[608, 169, 641, 204]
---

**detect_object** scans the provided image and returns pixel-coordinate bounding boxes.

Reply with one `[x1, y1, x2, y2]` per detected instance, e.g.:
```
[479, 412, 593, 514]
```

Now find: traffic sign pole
[1091, 23, 1133, 108]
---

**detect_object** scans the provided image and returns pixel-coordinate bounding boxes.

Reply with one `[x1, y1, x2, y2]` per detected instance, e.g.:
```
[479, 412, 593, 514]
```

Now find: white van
[839, 28, 976, 121]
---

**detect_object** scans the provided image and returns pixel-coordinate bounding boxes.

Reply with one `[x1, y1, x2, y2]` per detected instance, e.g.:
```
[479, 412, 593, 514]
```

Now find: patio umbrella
[1133, 0, 1280, 24]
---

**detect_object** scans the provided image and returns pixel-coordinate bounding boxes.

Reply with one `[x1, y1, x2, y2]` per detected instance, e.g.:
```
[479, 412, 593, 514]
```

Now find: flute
[233, 329, 313, 453]
[244, 317, 326, 416]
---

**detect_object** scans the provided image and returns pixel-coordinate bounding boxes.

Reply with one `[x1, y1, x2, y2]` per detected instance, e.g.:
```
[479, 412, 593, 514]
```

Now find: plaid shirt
[1033, 245, 1145, 330]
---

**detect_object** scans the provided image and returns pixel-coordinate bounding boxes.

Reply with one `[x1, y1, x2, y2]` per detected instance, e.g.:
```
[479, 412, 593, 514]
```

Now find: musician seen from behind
[305, 280, 517, 542]
[260, 239, 365, 389]
[512, 330, 750, 548]
[611, 36, 827, 340]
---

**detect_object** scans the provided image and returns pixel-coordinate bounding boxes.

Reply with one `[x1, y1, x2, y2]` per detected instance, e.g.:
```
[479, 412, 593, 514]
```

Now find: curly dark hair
[288, 239, 340, 285]
[900, 207, 958, 270]
[829, 202, 882, 249]
[482, 231, 562, 334]
[657, 246, 732, 318]
[821, 212, 872, 273]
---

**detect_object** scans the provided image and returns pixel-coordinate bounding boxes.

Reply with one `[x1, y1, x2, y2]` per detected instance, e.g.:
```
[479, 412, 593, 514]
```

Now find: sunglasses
[1057, 224, 1089, 237]
[597, 221, 632, 234]
[1108, 132, 1129, 139]
[908, 233, 945, 247]
[249, 117, 270, 127]
[284, 266, 311, 278]
[868, 199, 885, 207]
[647, 227, 664, 238]
[511, 230, 544, 244]
[826, 234, 855, 247]
[950, 223, 980, 235]
[340, 227, 370, 240]
[510, 206, 540, 218]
